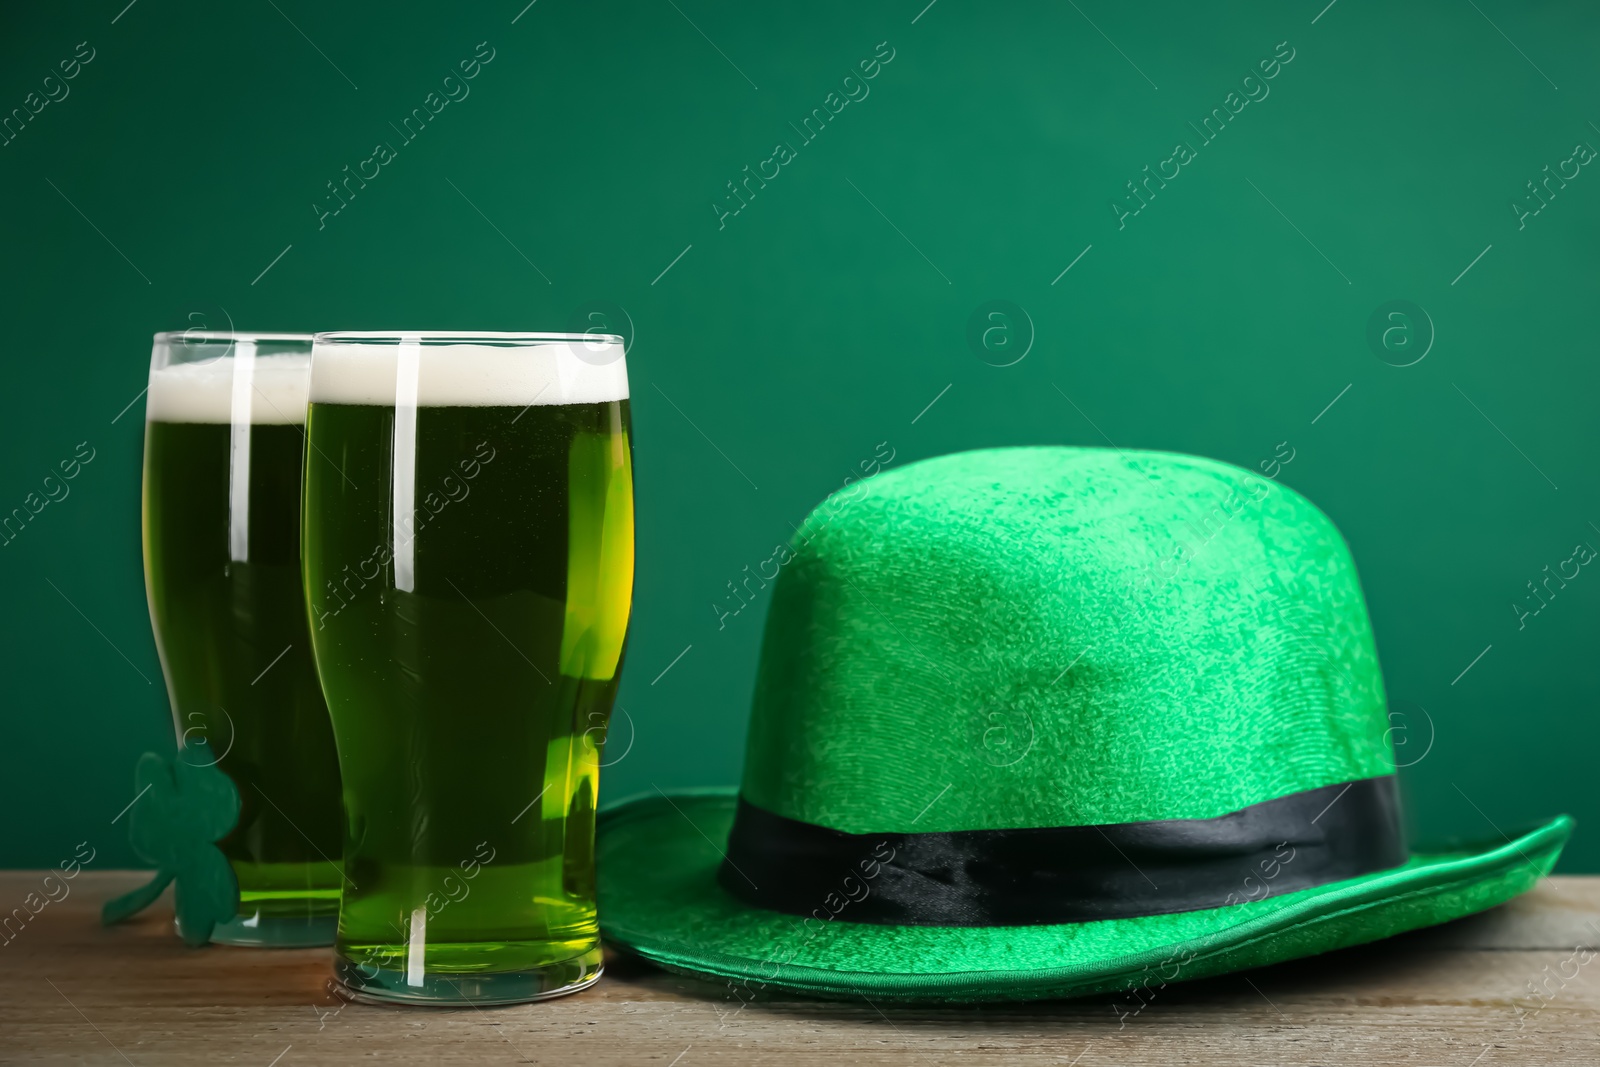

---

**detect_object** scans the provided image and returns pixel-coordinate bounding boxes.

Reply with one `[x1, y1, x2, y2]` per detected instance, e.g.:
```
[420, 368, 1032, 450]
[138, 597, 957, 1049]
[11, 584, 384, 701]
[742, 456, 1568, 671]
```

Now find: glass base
[205, 911, 339, 948]
[333, 945, 603, 1005]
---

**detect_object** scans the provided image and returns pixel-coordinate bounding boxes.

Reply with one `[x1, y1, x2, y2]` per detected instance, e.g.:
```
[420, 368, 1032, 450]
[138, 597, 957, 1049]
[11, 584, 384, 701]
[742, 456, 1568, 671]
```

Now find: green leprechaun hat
[596, 447, 1571, 1002]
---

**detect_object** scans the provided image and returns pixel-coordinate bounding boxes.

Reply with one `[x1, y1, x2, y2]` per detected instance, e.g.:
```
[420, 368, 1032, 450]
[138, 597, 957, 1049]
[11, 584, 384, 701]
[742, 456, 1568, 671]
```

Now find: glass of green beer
[303, 331, 634, 1004]
[142, 330, 343, 946]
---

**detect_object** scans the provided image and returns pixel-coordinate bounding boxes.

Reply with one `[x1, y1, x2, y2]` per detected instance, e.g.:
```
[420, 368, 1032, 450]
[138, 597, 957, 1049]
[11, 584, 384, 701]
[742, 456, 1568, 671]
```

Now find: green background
[2, 0, 1595, 869]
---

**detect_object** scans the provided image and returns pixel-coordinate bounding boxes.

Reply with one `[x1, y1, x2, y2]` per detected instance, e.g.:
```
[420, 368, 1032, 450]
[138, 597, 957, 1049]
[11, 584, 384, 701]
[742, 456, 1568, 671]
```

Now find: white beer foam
[145, 355, 312, 424]
[309, 341, 629, 407]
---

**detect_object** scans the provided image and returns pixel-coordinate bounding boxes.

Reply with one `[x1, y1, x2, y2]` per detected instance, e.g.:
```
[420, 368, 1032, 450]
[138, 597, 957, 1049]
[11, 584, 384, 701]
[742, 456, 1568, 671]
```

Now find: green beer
[303, 333, 634, 1004]
[141, 333, 342, 946]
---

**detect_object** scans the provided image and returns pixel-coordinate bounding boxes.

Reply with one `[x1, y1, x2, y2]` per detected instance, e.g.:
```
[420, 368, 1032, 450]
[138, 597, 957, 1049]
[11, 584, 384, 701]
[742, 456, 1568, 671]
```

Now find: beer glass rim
[312, 331, 623, 346]
[153, 330, 313, 344]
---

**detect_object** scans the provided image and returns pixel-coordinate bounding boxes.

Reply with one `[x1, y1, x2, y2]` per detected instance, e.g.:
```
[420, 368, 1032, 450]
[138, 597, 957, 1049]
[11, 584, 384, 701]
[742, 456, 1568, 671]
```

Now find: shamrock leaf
[102, 750, 241, 947]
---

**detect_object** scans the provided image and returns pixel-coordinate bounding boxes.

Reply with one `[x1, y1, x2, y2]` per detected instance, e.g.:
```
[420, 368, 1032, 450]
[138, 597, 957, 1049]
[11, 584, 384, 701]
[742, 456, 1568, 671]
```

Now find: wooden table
[3, 872, 1598, 1065]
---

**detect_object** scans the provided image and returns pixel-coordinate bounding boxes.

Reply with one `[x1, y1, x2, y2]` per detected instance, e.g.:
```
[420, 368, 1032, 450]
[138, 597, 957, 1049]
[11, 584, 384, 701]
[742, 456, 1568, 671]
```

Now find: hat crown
[739, 447, 1393, 833]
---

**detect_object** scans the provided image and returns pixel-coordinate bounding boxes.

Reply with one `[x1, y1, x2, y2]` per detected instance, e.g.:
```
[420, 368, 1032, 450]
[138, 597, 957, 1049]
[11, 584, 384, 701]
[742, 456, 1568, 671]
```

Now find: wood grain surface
[2, 871, 1598, 1065]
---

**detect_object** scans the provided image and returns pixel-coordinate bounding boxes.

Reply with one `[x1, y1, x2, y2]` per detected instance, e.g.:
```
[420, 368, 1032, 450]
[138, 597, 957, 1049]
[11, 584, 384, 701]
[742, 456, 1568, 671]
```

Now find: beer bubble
[147, 350, 312, 424]
[310, 338, 629, 406]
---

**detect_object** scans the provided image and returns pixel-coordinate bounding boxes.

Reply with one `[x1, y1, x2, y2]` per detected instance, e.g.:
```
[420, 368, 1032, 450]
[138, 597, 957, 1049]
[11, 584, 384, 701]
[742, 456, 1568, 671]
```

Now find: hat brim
[596, 789, 1573, 1002]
